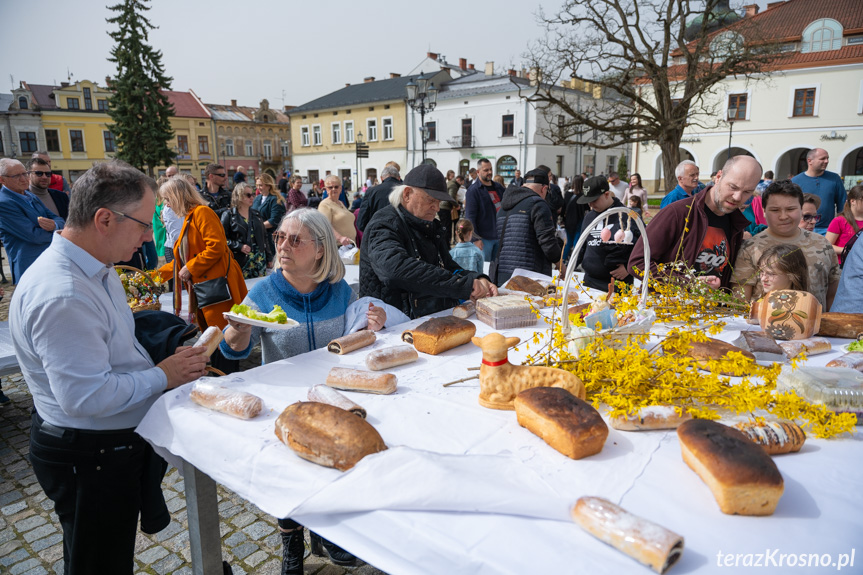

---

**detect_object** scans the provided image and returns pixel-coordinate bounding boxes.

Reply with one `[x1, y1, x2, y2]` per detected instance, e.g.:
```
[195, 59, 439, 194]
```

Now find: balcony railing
[446, 135, 476, 149]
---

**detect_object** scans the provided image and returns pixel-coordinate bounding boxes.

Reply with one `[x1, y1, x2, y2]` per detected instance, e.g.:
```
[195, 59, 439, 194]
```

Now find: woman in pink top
[825, 185, 863, 264]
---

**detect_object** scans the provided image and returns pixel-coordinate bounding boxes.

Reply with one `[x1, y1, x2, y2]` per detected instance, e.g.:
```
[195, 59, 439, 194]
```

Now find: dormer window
[18, 97, 28, 110]
[802, 19, 842, 53]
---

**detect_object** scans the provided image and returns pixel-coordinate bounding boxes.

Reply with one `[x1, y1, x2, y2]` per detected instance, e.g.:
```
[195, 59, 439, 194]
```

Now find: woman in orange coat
[158, 176, 247, 372]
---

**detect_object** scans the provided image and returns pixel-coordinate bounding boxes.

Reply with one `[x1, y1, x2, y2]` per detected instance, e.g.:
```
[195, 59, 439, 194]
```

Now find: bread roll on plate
[677, 419, 783, 515]
[275, 402, 386, 471]
[572, 496, 684, 574]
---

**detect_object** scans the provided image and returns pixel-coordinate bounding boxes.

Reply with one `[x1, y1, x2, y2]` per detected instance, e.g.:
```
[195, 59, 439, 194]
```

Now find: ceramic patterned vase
[756, 290, 822, 340]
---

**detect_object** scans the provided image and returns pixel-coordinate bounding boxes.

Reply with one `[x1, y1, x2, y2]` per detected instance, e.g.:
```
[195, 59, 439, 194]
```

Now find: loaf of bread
[365, 346, 418, 371]
[189, 380, 263, 419]
[514, 387, 607, 459]
[826, 352, 863, 371]
[193, 326, 224, 357]
[453, 301, 476, 319]
[571, 497, 684, 574]
[401, 316, 476, 355]
[327, 330, 376, 354]
[609, 405, 692, 431]
[737, 330, 784, 356]
[274, 402, 386, 471]
[503, 275, 548, 296]
[778, 337, 832, 359]
[735, 421, 805, 455]
[325, 367, 397, 395]
[817, 312, 863, 339]
[665, 337, 756, 375]
[677, 419, 784, 515]
[307, 384, 366, 418]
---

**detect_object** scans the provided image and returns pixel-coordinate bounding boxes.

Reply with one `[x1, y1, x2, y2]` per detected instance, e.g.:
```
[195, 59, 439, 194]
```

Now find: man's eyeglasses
[3, 172, 29, 179]
[273, 232, 316, 248]
[110, 209, 153, 232]
[802, 213, 822, 223]
[32, 170, 52, 177]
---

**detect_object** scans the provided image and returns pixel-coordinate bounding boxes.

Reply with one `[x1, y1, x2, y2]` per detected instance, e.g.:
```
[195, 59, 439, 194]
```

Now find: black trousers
[29, 412, 169, 575]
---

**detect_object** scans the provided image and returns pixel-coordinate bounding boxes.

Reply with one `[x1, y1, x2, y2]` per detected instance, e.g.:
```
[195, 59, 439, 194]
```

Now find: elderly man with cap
[492, 168, 562, 285]
[360, 164, 497, 318]
[575, 176, 640, 292]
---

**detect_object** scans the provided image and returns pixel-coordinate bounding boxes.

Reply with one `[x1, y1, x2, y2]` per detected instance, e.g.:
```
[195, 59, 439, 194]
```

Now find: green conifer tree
[616, 154, 628, 178]
[106, 0, 174, 174]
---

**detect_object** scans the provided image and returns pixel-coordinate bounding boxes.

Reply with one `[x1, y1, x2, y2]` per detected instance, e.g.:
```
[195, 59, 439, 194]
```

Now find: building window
[345, 121, 354, 143]
[198, 135, 209, 155]
[312, 125, 322, 146]
[18, 97, 28, 110]
[367, 119, 377, 142]
[245, 140, 254, 156]
[97, 99, 109, 111]
[45, 129, 60, 152]
[225, 139, 234, 156]
[70, 130, 85, 152]
[332, 123, 341, 144]
[177, 135, 189, 154]
[281, 141, 290, 157]
[728, 93, 747, 120]
[502, 114, 514, 137]
[83, 87, 92, 110]
[802, 19, 843, 53]
[793, 88, 816, 117]
[19, 131, 38, 153]
[426, 121, 436, 142]
[263, 141, 272, 160]
[67, 98, 80, 110]
[382, 117, 393, 141]
[606, 155, 617, 175]
[301, 126, 310, 147]
[103, 130, 116, 153]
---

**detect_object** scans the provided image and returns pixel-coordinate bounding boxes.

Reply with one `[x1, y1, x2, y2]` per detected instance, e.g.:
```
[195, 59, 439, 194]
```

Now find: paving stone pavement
[0, 281, 389, 575]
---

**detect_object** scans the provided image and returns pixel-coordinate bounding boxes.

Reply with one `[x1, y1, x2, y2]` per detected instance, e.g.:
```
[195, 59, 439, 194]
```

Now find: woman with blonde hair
[252, 173, 286, 265]
[158, 176, 247, 373]
[221, 182, 271, 278]
[318, 174, 357, 246]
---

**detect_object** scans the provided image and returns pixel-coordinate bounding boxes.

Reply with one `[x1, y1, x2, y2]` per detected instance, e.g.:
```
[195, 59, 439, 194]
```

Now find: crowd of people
[0, 142, 860, 574]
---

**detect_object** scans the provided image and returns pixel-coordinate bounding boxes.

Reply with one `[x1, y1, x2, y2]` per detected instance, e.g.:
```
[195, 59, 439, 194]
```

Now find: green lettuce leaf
[231, 304, 288, 324]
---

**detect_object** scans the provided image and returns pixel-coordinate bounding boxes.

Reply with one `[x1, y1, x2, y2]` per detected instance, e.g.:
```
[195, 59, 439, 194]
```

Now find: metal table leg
[182, 459, 223, 575]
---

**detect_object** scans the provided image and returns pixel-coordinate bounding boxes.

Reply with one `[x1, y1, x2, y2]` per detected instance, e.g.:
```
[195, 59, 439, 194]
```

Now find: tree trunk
[659, 139, 682, 195]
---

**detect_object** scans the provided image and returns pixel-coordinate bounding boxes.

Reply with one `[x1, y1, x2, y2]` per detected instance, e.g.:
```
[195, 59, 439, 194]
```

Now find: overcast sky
[1, 0, 774, 108]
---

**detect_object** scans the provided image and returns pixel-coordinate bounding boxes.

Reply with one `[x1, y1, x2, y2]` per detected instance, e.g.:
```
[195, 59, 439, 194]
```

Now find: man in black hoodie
[576, 176, 640, 292]
[493, 168, 562, 284]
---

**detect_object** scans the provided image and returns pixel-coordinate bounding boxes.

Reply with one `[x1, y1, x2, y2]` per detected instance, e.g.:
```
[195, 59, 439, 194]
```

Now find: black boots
[280, 526, 306, 575]
[309, 531, 357, 567]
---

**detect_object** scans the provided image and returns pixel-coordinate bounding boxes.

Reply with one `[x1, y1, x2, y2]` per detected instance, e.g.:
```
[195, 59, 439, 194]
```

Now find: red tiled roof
[24, 83, 60, 110]
[161, 90, 210, 118]
[738, 0, 863, 41]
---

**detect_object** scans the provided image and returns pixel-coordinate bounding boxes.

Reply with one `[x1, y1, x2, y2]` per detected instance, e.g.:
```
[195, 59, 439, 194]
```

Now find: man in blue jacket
[464, 158, 505, 261]
[0, 159, 65, 283]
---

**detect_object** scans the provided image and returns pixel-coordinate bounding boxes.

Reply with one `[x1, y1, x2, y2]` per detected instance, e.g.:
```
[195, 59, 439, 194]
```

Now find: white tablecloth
[138, 296, 862, 574]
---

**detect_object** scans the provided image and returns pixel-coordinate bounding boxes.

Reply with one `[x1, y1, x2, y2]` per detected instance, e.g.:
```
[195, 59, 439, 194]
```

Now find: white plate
[840, 344, 863, 354]
[222, 311, 299, 330]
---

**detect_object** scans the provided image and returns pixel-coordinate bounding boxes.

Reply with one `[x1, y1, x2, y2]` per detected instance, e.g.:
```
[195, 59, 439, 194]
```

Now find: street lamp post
[356, 131, 364, 189]
[727, 107, 737, 164]
[405, 77, 438, 163]
[518, 130, 524, 172]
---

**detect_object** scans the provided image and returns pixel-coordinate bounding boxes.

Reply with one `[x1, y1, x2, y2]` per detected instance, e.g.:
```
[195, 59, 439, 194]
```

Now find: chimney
[508, 69, 517, 77]
[61, 81, 69, 88]
[105, 76, 111, 86]
[484, 62, 494, 76]
[390, 73, 401, 79]
[364, 76, 376, 83]
[528, 67, 541, 86]
[345, 83, 351, 87]
[459, 58, 467, 70]
[427, 52, 438, 60]
[230, 99, 237, 107]
[766, 1, 783, 8]
[743, 3, 759, 16]
[468, 63, 475, 70]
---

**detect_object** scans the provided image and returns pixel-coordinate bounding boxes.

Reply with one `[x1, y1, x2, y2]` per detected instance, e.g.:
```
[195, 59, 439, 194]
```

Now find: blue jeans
[481, 239, 499, 262]
[562, 231, 578, 263]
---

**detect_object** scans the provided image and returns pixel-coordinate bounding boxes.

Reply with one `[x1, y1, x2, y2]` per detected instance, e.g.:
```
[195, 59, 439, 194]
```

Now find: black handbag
[192, 276, 232, 308]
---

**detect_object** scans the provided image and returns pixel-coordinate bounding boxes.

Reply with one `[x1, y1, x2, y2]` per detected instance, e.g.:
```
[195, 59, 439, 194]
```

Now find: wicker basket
[116, 265, 163, 313]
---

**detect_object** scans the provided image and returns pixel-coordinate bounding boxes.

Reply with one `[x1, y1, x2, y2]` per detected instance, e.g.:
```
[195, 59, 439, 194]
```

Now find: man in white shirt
[607, 172, 628, 201]
[10, 161, 209, 574]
